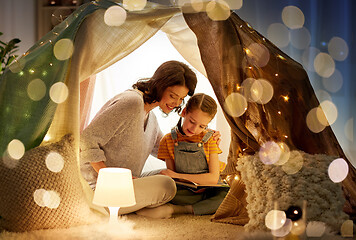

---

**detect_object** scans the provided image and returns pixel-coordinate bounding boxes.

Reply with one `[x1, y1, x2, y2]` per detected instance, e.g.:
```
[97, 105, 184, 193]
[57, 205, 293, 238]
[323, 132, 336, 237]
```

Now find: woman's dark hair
[186, 93, 217, 119]
[132, 61, 197, 108]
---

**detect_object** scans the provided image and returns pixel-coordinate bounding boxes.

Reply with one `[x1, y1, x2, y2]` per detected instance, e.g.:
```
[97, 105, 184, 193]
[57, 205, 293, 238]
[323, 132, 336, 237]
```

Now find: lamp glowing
[92, 168, 136, 224]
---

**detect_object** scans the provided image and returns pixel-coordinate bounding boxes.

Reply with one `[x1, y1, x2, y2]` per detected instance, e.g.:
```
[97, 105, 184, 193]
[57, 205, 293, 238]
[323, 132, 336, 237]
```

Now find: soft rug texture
[0, 214, 348, 240]
[0, 214, 244, 240]
[236, 150, 349, 233]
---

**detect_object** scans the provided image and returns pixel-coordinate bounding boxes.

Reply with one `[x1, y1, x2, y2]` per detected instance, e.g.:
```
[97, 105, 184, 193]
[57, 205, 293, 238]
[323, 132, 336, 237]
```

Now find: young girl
[135, 93, 228, 218]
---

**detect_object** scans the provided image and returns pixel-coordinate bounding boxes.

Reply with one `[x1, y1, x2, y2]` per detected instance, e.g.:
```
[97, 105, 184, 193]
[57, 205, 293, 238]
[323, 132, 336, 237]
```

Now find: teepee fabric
[0, 1, 178, 231]
[182, 10, 356, 222]
[0, 0, 354, 232]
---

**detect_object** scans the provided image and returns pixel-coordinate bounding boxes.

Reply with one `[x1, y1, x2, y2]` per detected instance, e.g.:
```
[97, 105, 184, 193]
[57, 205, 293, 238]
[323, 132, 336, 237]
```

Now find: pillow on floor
[0, 134, 100, 232]
[236, 150, 349, 232]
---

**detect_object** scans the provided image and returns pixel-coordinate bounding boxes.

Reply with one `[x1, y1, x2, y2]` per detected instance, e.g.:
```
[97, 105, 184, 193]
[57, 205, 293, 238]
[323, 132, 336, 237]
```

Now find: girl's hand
[210, 129, 221, 147]
[160, 169, 179, 179]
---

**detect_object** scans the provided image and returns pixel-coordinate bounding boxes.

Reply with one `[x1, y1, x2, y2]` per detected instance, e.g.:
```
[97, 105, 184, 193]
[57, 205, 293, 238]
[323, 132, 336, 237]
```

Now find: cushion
[0, 134, 100, 232]
[236, 150, 348, 232]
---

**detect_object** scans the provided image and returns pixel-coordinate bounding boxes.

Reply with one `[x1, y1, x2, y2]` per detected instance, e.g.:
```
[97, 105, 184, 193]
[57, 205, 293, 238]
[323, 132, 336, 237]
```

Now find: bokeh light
[340, 220, 354, 238]
[306, 221, 326, 238]
[314, 52, 335, 78]
[250, 80, 263, 103]
[175, 0, 190, 7]
[9, 59, 25, 73]
[123, 0, 147, 11]
[306, 107, 326, 133]
[253, 79, 274, 104]
[267, 23, 290, 48]
[285, 205, 302, 221]
[2, 150, 20, 169]
[225, 0, 243, 10]
[223, 93, 248, 117]
[282, 6, 305, 29]
[259, 141, 281, 165]
[271, 218, 292, 237]
[43, 190, 61, 209]
[191, 0, 204, 12]
[246, 43, 270, 67]
[328, 158, 349, 183]
[328, 36, 349, 61]
[104, 5, 127, 26]
[53, 38, 74, 61]
[302, 47, 320, 72]
[274, 142, 290, 166]
[33, 189, 47, 207]
[265, 210, 287, 230]
[344, 118, 353, 142]
[317, 100, 338, 126]
[290, 220, 306, 235]
[241, 78, 259, 102]
[315, 89, 332, 103]
[206, 0, 231, 21]
[7, 139, 25, 160]
[282, 151, 303, 175]
[45, 152, 64, 173]
[289, 27, 311, 50]
[34, 189, 61, 209]
[49, 82, 69, 104]
[27, 78, 47, 101]
[322, 69, 343, 93]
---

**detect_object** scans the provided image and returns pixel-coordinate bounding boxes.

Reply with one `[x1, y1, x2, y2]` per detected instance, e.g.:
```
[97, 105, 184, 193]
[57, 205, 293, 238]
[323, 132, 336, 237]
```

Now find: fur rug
[236, 150, 348, 233]
[0, 214, 244, 240]
[0, 213, 348, 240]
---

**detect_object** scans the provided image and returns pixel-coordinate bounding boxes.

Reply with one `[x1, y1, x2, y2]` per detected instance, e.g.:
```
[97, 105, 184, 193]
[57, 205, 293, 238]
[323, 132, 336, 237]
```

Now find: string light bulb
[277, 54, 286, 60]
[282, 95, 289, 102]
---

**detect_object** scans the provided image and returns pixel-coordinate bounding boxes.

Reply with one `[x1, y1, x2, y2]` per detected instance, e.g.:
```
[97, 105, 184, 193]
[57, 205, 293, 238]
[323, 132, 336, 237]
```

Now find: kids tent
[0, 0, 355, 233]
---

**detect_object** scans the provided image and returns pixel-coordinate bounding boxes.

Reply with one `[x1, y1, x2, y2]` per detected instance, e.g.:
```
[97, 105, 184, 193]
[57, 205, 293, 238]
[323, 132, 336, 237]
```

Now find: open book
[173, 178, 229, 190]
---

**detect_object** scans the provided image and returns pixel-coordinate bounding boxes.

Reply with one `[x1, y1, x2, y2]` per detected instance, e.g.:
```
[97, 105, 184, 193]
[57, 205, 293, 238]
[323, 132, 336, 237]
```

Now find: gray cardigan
[80, 89, 163, 187]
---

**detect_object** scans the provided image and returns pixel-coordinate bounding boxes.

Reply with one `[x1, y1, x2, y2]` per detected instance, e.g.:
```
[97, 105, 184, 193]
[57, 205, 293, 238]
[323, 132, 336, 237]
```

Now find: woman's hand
[160, 169, 180, 179]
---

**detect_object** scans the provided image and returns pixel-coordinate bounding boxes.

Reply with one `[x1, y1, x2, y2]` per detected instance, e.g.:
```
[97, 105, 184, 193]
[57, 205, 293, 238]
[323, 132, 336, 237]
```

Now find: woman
[80, 60, 219, 216]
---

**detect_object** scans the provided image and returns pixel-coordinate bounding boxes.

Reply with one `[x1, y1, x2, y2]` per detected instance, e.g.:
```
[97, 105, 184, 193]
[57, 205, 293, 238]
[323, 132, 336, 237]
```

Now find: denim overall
[171, 127, 213, 174]
[170, 127, 229, 215]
